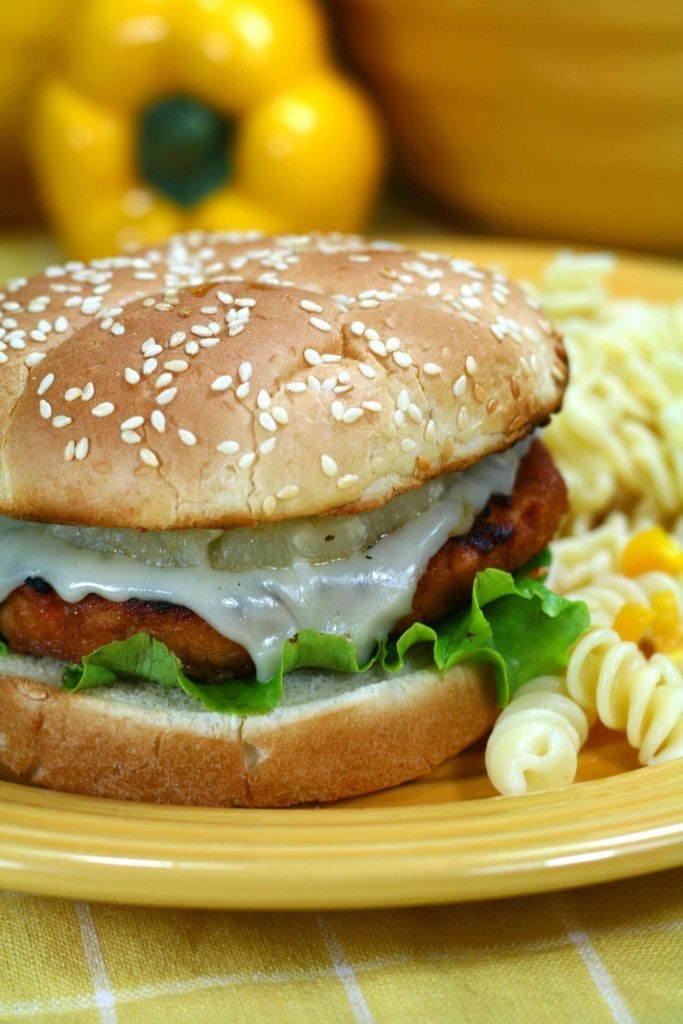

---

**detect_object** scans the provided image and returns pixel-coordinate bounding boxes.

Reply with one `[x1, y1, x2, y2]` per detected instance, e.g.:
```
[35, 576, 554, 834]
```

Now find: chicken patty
[0, 440, 566, 680]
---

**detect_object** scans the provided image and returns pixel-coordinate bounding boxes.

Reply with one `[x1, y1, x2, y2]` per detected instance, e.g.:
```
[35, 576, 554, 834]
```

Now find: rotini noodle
[566, 628, 683, 764]
[539, 253, 683, 529]
[485, 677, 592, 796]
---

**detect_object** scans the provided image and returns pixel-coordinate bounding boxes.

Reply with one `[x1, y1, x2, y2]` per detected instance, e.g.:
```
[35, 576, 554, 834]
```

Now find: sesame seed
[350, 321, 365, 336]
[304, 348, 321, 366]
[30, 330, 47, 343]
[24, 352, 45, 367]
[278, 484, 300, 500]
[39, 399, 52, 419]
[227, 323, 244, 337]
[286, 381, 306, 393]
[306, 376, 321, 392]
[235, 297, 256, 308]
[397, 389, 410, 412]
[263, 495, 277, 515]
[400, 438, 418, 452]
[200, 305, 218, 315]
[64, 440, 75, 462]
[425, 419, 436, 441]
[124, 367, 140, 385]
[423, 362, 442, 376]
[393, 351, 412, 368]
[217, 291, 233, 306]
[368, 339, 386, 357]
[141, 358, 157, 376]
[473, 384, 487, 404]
[141, 338, 161, 356]
[38, 320, 52, 333]
[459, 311, 479, 325]
[178, 428, 197, 446]
[92, 401, 115, 417]
[164, 359, 188, 373]
[331, 401, 344, 421]
[337, 474, 359, 490]
[393, 410, 405, 427]
[170, 331, 186, 347]
[364, 327, 379, 342]
[321, 454, 337, 476]
[238, 452, 256, 469]
[8, 335, 26, 350]
[140, 447, 159, 468]
[121, 415, 144, 430]
[300, 299, 323, 313]
[490, 324, 506, 342]
[216, 440, 240, 455]
[81, 382, 95, 401]
[452, 375, 467, 397]
[110, 322, 125, 336]
[487, 398, 499, 415]
[509, 376, 521, 398]
[236, 382, 250, 399]
[322, 377, 336, 392]
[259, 437, 276, 455]
[37, 373, 55, 396]
[121, 431, 142, 444]
[359, 299, 379, 309]
[272, 406, 288, 425]
[184, 340, 200, 355]
[362, 400, 382, 412]
[155, 372, 174, 389]
[407, 404, 423, 424]
[151, 410, 166, 433]
[156, 387, 177, 406]
[55, 316, 69, 333]
[52, 415, 72, 428]
[342, 407, 363, 424]
[309, 316, 332, 333]
[259, 411, 277, 432]
[426, 282, 441, 297]
[456, 406, 469, 431]
[385, 336, 400, 353]
[358, 362, 376, 379]
[81, 297, 100, 315]
[74, 437, 89, 461]
[320, 353, 342, 364]
[210, 375, 233, 392]
[191, 324, 214, 338]
[239, 362, 252, 382]
[465, 355, 478, 375]
[65, 387, 82, 401]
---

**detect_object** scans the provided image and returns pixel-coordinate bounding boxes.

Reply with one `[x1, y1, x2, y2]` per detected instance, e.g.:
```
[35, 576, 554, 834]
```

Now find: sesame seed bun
[0, 653, 497, 806]
[0, 232, 567, 529]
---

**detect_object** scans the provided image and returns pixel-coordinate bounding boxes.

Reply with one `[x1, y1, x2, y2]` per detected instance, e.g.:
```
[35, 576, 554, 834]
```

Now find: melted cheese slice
[0, 442, 528, 680]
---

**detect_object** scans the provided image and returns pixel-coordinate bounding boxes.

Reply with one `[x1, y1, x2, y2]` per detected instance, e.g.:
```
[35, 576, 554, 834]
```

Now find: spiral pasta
[566, 629, 683, 765]
[485, 677, 593, 796]
[539, 253, 683, 530]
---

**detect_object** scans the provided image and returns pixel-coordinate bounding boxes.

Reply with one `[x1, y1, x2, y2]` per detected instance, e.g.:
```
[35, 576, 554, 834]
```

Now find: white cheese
[0, 442, 529, 680]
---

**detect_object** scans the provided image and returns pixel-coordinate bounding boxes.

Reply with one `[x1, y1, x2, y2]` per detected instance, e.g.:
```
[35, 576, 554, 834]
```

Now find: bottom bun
[0, 653, 499, 806]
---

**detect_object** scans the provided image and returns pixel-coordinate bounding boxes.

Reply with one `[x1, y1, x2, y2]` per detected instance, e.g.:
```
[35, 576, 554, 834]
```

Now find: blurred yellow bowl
[332, 0, 683, 252]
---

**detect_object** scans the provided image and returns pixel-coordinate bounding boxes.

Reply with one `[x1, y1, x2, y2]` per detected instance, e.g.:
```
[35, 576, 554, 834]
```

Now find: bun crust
[0, 658, 498, 806]
[0, 232, 567, 529]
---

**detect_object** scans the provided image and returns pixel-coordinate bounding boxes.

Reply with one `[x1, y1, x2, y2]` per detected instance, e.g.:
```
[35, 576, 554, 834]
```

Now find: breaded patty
[0, 441, 566, 681]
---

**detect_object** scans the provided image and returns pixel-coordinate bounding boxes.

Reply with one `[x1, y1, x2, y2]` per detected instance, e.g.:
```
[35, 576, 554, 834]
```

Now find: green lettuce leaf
[58, 564, 589, 716]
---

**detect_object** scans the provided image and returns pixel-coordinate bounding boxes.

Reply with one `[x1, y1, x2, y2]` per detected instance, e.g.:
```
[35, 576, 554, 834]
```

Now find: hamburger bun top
[0, 232, 567, 529]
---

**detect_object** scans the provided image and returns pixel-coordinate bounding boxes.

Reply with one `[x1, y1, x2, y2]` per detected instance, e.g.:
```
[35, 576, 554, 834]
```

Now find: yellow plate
[0, 237, 682, 910]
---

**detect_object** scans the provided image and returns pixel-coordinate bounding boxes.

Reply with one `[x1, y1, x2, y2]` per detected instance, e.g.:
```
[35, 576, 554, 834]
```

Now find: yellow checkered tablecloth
[2, 870, 682, 1023]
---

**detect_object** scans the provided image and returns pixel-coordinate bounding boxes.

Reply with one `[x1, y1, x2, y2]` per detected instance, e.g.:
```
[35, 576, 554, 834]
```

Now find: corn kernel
[650, 591, 683, 654]
[621, 528, 683, 577]
[613, 602, 654, 643]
